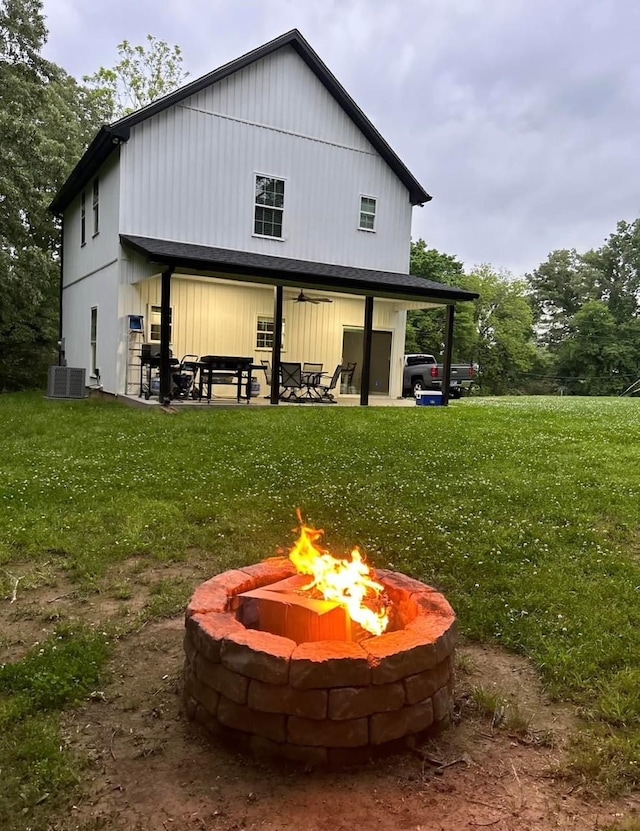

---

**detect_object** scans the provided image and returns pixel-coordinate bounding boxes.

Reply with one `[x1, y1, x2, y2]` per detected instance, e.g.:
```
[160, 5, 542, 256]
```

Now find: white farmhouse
[50, 29, 476, 405]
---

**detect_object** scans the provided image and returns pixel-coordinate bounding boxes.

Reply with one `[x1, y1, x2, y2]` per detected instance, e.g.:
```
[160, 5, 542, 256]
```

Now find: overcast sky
[41, 0, 639, 277]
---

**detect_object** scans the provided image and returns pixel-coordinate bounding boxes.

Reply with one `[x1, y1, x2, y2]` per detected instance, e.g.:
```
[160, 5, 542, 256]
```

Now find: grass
[0, 392, 640, 803]
[0, 625, 111, 829]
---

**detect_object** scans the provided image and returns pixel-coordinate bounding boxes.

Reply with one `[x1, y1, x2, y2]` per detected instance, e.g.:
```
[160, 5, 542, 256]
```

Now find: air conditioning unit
[47, 366, 87, 399]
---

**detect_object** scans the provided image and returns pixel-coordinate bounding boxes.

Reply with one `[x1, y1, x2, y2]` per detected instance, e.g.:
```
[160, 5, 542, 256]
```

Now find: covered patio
[120, 235, 478, 406]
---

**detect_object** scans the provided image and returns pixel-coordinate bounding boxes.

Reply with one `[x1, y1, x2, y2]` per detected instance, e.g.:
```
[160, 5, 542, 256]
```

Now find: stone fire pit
[183, 557, 457, 767]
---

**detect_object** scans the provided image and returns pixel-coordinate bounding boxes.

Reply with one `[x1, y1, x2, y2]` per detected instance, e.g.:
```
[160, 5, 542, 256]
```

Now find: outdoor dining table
[197, 355, 259, 403]
[299, 369, 323, 399]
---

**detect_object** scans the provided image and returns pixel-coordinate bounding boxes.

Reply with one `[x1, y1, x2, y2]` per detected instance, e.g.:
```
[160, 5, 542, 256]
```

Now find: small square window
[359, 196, 376, 231]
[255, 176, 285, 238]
[256, 315, 285, 349]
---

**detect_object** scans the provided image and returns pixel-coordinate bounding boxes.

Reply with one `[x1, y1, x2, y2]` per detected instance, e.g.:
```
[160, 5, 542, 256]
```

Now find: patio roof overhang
[119, 235, 479, 306]
[119, 235, 478, 408]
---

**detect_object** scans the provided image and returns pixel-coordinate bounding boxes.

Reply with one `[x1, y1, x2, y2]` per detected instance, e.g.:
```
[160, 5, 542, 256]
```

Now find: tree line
[0, 0, 185, 390]
[2, 0, 638, 396]
[408, 218, 640, 395]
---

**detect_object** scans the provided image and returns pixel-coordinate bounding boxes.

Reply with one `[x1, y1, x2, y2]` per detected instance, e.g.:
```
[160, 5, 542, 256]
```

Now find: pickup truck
[402, 354, 475, 399]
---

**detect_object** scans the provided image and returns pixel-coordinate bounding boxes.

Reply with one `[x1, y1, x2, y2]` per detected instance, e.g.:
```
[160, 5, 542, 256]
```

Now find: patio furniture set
[261, 361, 357, 403]
[139, 346, 356, 404]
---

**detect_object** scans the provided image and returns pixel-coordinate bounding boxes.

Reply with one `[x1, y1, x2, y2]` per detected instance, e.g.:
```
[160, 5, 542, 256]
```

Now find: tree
[406, 240, 477, 361]
[84, 35, 188, 121]
[595, 219, 640, 324]
[555, 301, 640, 395]
[464, 265, 537, 394]
[0, 0, 105, 389]
[527, 248, 600, 349]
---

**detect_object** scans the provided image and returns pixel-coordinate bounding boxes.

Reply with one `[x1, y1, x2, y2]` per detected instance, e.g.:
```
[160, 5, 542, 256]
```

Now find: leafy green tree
[527, 248, 600, 349]
[556, 301, 639, 395]
[595, 219, 640, 324]
[406, 240, 476, 361]
[464, 265, 537, 394]
[0, 0, 105, 389]
[84, 35, 188, 121]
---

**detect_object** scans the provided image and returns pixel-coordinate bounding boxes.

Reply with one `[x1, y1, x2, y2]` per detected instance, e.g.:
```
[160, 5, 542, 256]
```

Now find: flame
[288, 512, 389, 636]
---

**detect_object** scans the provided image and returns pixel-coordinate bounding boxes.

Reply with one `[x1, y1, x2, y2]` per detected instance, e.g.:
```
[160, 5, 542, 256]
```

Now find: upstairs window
[359, 196, 377, 231]
[92, 177, 99, 235]
[80, 192, 86, 245]
[254, 175, 284, 238]
[256, 315, 285, 350]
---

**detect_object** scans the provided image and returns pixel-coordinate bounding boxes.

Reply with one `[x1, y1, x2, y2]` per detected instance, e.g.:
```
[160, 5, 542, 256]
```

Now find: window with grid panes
[92, 177, 99, 235]
[254, 176, 284, 238]
[90, 307, 97, 374]
[359, 196, 376, 231]
[256, 316, 285, 349]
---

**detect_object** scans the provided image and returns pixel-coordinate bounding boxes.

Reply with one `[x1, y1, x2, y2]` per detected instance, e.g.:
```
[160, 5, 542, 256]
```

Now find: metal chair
[279, 362, 303, 401]
[260, 359, 273, 398]
[316, 364, 342, 402]
[341, 362, 357, 393]
[301, 362, 323, 399]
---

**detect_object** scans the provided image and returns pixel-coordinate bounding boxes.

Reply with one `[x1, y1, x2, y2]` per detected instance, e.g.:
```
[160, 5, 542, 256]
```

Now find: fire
[288, 513, 389, 636]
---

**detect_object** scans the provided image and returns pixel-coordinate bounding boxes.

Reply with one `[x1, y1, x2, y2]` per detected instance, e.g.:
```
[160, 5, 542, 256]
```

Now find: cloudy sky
[41, 0, 639, 277]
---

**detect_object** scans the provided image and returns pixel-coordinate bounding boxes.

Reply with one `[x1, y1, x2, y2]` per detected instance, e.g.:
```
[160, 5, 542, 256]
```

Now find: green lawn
[1, 392, 640, 810]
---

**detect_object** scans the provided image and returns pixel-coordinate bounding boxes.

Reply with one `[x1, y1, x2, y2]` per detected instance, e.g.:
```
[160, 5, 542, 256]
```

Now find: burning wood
[239, 513, 389, 642]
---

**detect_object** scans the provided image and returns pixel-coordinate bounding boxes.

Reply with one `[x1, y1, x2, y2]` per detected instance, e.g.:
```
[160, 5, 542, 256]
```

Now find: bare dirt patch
[57, 621, 639, 831]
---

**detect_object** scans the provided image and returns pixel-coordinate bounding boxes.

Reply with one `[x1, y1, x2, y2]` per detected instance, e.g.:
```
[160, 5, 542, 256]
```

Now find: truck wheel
[412, 379, 423, 396]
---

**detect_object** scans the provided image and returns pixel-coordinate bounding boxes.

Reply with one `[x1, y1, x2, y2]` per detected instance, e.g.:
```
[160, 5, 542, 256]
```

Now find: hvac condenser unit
[47, 366, 87, 399]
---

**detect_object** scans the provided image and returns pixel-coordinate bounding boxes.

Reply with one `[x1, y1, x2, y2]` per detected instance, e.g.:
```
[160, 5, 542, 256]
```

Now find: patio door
[342, 328, 392, 394]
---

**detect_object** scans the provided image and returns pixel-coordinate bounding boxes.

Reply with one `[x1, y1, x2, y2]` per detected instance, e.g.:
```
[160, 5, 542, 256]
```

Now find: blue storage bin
[415, 390, 443, 406]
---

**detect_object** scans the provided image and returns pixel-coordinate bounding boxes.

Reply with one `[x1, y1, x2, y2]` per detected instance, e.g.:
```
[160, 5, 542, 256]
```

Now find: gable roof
[120, 235, 478, 304]
[50, 29, 431, 214]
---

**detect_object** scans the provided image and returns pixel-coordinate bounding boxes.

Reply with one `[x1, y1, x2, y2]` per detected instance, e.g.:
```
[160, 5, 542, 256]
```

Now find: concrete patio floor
[120, 393, 418, 409]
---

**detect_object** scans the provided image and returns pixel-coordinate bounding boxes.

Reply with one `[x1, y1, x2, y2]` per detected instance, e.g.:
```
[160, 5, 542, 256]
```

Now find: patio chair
[260, 359, 273, 398]
[341, 362, 357, 393]
[279, 362, 303, 401]
[301, 362, 323, 399]
[316, 364, 342, 402]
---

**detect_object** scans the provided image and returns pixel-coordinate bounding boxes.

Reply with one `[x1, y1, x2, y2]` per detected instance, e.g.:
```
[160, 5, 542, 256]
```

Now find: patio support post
[270, 284, 284, 405]
[441, 304, 455, 406]
[360, 295, 374, 406]
[58, 215, 65, 366]
[159, 266, 174, 405]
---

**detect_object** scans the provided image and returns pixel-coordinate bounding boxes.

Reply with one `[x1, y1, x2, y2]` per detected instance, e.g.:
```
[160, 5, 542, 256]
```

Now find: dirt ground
[3, 566, 640, 831]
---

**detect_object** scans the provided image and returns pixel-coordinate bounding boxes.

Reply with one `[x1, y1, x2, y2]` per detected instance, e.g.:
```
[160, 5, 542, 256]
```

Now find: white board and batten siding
[135, 276, 407, 397]
[119, 45, 413, 273]
[62, 153, 121, 393]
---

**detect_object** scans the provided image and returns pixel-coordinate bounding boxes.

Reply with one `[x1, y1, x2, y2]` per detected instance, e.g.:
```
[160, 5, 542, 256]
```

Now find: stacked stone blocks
[183, 558, 457, 767]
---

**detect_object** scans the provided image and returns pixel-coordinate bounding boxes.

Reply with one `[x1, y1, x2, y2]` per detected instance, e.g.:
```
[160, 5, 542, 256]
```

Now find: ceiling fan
[288, 290, 333, 305]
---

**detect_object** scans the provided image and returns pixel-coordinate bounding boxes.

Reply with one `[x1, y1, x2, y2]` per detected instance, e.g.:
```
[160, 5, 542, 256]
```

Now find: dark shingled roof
[120, 235, 479, 304]
[50, 29, 430, 214]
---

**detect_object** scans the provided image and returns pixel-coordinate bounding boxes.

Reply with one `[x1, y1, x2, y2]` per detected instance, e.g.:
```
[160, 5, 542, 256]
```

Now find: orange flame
[289, 512, 389, 636]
